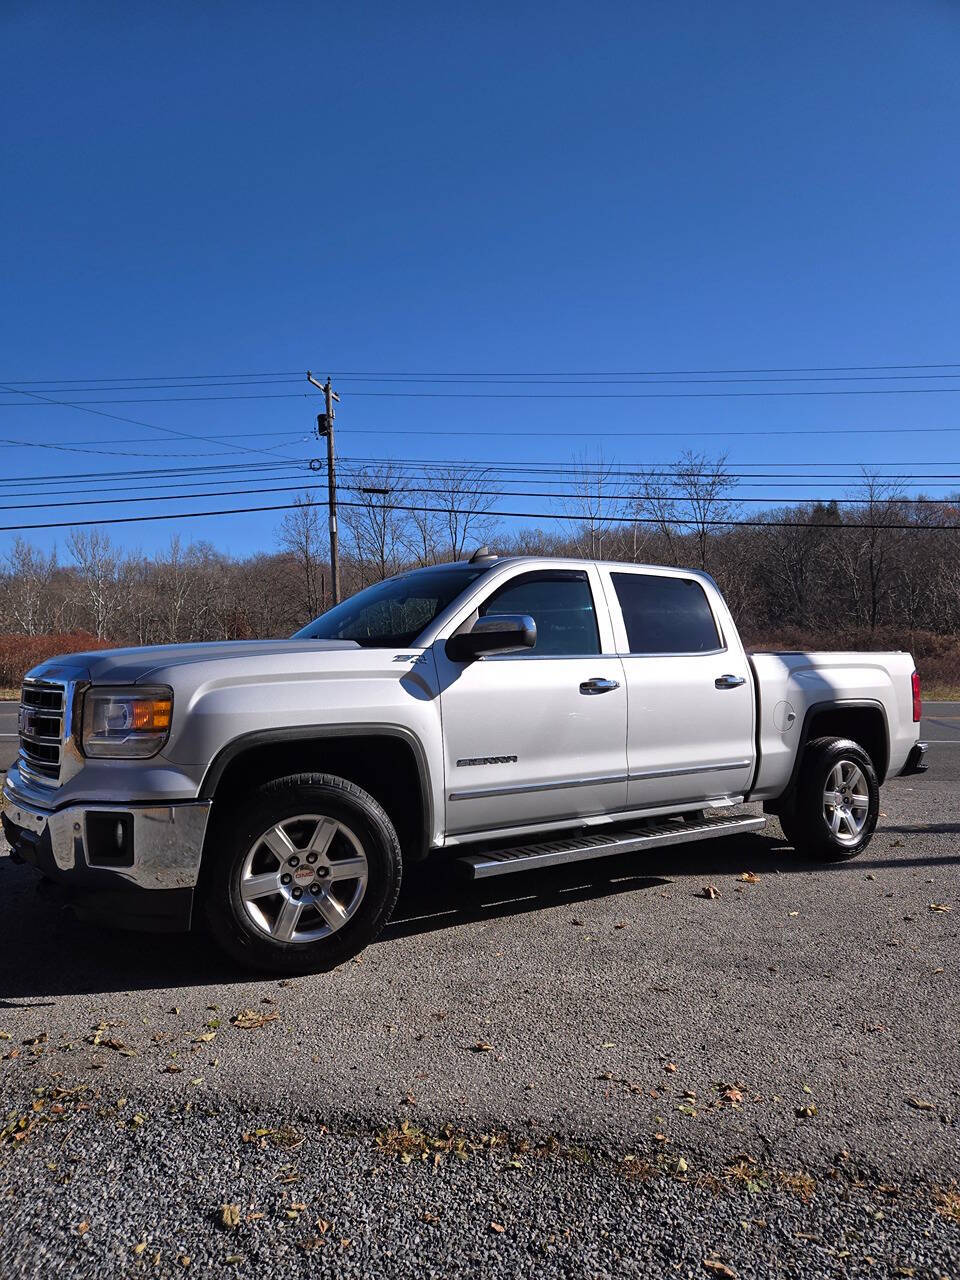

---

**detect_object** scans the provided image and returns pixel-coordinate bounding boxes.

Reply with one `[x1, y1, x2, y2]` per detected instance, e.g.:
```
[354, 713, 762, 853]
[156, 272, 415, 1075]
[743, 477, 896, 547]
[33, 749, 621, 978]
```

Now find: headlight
[81, 686, 173, 759]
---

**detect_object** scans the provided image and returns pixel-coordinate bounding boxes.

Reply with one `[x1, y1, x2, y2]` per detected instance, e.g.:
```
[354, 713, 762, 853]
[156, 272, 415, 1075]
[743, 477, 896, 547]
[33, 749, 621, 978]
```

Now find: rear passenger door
[598, 568, 755, 810]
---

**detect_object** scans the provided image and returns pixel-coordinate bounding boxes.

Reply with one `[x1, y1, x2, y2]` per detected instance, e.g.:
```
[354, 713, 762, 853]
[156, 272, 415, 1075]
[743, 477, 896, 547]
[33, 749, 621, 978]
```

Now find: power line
[0, 427, 308, 452]
[9, 387, 960, 409]
[0, 497, 958, 536]
[8, 360, 960, 383]
[0, 383, 303, 465]
[3, 457, 960, 500]
[2, 479, 958, 515]
[12, 371, 960, 391]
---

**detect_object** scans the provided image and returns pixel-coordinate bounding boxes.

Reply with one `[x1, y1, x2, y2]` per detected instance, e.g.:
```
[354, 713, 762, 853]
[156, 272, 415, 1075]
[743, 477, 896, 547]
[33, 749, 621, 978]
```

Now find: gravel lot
[1, 723, 958, 1278]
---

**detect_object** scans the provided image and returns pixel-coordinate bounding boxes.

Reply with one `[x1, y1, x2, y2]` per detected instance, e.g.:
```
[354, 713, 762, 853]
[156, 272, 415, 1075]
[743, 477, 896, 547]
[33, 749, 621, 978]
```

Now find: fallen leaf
[788, 911, 799, 918]
[664, 1063, 677, 1073]
[221, 1204, 241, 1229]
[738, 872, 759, 884]
[701, 885, 720, 899]
[906, 1097, 934, 1111]
[796, 1105, 818, 1118]
[703, 1261, 737, 1278]
[468, 1042, 493, 1053]
[231, 1009, 279, 1030]
[133, 1241, 147, 1256]
[489, 1221, 506, 1234]
[929, 903, 952, 913]
[77, 1222, 90, 1236]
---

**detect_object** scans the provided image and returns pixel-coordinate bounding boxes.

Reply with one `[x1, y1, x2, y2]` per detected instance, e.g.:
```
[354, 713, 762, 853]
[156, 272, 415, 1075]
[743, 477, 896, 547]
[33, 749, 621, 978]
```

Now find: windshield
[293, 565, 490, 648]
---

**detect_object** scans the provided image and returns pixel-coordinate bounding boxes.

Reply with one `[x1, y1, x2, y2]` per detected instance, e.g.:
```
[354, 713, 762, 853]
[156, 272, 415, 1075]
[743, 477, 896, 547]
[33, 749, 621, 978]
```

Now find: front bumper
[899, 741, 928, 776]
[1, 784, 211, 932]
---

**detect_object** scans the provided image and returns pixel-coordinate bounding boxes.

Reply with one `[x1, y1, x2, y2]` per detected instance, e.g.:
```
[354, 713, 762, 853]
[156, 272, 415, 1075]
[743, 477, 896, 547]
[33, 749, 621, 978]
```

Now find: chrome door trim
[448, 771, 628, 802]
[627, 759, 752, 781]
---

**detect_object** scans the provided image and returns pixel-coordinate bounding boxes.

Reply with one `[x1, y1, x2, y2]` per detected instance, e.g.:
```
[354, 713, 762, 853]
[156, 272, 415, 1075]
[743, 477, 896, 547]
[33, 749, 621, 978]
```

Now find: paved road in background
[1, 698, 958, 779]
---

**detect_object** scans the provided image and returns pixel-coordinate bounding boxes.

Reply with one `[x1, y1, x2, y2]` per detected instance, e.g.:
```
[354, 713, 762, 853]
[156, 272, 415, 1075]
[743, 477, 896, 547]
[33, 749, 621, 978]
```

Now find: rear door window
[611, 572, 722, 655]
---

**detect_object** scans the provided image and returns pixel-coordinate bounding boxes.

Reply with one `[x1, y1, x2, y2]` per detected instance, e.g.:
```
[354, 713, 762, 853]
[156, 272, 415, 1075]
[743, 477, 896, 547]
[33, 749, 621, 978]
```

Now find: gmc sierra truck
[2, 551, 927, 973]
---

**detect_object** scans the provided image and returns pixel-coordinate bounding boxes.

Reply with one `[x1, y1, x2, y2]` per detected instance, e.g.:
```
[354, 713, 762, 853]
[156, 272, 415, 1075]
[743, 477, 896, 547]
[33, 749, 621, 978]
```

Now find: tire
[778, 736, 879, 861]
[201, 773, 402, 974]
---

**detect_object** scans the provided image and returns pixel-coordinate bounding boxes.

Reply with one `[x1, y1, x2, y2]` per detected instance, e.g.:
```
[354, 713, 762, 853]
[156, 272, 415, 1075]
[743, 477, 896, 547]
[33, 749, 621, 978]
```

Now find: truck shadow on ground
[1, 829, 957, 1003]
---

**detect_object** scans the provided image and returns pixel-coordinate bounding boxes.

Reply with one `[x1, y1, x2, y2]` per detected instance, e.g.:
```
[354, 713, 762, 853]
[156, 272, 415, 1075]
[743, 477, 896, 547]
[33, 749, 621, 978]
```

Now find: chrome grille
[18, 679, 67, 784]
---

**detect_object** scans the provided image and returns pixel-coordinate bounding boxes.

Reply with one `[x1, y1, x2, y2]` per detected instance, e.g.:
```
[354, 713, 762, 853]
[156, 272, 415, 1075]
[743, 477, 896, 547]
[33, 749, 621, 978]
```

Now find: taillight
[911, 670, 922, 723]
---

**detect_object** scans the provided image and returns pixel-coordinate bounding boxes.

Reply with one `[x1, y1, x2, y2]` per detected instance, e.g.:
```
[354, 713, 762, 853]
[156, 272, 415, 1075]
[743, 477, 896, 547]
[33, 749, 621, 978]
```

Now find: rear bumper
[899, 741, 928, 776]
[1, 784, 211, 933]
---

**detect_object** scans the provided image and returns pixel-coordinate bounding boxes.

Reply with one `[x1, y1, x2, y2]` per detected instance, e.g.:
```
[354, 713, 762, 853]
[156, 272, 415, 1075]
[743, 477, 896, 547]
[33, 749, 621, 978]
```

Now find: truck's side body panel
[748, 650, 917, 799]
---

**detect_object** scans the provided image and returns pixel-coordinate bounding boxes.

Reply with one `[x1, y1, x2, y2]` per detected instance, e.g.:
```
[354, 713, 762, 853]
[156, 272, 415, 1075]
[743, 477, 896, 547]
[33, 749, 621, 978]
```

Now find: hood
[27, 639, 361, 686]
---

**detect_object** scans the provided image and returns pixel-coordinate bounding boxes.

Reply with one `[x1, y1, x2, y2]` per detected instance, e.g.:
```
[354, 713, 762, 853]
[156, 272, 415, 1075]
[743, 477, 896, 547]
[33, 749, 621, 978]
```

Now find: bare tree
[4, 537, 58, 634]
[430, 466, 498, 560]
[560, 450, 627, 559]
[66, 529, 117, 639]
[835, 471, 909, 630]
[278, 493, 326, 620]
[634, 451, 738, 570]
[403, 501, 445, 567]
[343, 465, 408, 584]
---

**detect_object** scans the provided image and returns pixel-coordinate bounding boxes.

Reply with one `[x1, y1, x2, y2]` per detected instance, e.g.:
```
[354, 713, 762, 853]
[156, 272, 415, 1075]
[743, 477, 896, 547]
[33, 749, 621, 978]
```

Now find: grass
[920, 683, 960, 701]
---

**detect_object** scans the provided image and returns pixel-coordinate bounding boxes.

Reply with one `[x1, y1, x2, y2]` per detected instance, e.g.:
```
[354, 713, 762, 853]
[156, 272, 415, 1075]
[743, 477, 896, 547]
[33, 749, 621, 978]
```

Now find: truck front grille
[18, 679, 67, 784]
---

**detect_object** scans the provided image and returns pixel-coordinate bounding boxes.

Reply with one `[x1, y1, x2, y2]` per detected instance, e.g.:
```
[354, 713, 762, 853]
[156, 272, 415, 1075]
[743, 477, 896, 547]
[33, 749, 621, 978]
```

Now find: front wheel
[201, 773, 402, 974]
[778, 736, 879, 861]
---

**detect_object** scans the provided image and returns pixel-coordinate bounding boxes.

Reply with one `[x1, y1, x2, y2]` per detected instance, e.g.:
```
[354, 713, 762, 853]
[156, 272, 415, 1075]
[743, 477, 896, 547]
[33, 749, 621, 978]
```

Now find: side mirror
[445, 613, 537, 663]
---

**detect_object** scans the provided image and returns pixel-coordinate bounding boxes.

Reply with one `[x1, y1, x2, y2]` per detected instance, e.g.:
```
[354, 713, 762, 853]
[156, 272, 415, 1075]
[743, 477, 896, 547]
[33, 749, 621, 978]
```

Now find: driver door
[434, 567, 628, 837]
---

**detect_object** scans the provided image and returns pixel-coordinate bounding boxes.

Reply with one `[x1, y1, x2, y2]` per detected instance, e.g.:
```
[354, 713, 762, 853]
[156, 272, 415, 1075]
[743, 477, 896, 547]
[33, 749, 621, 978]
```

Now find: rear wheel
[202, 773, 401, 973]
[778, 736, 879, 861]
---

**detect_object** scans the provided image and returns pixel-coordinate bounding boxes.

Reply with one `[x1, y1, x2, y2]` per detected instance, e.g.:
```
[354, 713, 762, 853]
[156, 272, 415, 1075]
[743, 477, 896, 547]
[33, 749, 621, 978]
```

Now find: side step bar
[457, 813, 766, 879]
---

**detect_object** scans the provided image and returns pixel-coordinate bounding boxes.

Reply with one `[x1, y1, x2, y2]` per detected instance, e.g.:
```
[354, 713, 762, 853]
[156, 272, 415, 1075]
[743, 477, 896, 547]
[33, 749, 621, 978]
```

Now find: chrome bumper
[1, 785, 211, 890]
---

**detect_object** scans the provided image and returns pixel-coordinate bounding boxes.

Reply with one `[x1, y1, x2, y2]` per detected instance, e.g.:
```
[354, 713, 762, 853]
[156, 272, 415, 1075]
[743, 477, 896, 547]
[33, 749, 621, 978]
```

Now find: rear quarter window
[611, 572, 722, 655]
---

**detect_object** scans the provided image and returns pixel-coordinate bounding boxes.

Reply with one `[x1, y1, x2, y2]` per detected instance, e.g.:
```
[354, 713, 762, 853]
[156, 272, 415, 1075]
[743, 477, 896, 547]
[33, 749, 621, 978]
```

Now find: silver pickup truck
[2, 551, 927, 973]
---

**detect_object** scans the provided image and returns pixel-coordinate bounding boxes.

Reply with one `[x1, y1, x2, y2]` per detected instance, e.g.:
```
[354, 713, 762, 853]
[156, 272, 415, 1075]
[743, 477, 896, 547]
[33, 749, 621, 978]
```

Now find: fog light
[86, 812, 134, 868]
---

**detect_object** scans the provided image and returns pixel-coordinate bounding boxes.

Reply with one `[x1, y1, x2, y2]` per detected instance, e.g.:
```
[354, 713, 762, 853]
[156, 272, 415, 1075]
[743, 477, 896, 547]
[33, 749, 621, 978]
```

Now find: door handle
[715, 674, 746, 689]
[580, 677, 621, 695]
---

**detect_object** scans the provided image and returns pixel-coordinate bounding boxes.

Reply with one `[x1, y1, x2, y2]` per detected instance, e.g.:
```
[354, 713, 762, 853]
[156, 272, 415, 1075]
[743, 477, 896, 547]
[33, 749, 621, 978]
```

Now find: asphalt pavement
[1, 702, 958, 1277]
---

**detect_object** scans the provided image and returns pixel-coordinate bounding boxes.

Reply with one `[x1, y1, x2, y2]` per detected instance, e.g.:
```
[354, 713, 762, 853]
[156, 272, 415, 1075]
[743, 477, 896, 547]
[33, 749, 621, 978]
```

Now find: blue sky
[2, 1, 960, 559]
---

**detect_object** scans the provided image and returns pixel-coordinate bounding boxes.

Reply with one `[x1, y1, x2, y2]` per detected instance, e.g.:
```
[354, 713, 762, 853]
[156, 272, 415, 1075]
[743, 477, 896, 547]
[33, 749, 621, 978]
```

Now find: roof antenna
[469, 546, 497, 563]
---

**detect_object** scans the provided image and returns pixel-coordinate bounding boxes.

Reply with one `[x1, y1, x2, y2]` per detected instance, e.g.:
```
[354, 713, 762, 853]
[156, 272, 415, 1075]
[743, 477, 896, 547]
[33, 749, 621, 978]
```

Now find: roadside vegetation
[1, 454, 957, 693]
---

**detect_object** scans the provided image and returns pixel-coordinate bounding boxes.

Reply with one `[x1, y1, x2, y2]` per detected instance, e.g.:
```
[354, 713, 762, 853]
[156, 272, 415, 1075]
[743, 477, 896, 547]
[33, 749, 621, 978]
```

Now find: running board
[457, 813, 766, 879]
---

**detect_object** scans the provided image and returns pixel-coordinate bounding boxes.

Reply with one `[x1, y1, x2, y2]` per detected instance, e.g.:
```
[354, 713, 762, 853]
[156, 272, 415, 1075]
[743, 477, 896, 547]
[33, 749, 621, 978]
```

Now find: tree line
[1, 454, 959, 684]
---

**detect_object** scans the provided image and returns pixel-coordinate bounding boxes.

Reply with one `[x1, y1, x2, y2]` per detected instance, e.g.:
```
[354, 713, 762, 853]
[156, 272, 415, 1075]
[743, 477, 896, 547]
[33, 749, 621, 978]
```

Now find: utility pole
[307, 372, 341, 604]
